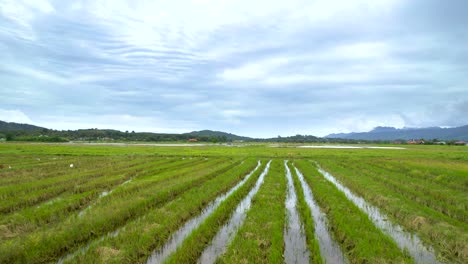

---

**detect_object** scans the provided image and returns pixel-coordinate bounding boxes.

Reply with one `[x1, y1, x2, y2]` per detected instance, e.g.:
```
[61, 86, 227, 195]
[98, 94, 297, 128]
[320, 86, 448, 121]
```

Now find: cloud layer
[1, 0, 467, 137]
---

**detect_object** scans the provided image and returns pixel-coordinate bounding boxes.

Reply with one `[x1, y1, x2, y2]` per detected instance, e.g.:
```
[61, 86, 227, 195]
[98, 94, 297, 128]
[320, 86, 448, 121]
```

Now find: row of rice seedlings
[64, 158, 260, 263]
[287, 162, 322, 263]
[0, 157, 170, 213]
[163, 161, 270, 264]
[0, 157, 186, 239]
[0, 155, 76, 174]
[0, 156, 150, 200]
[316, 159, 467, 263]
[283, 160, 310, 264]
[104, 158, 228, 199]
[0, 155, 114, 186]
[0, 155, 140, 186]
[321, 157, 466, 222]
[294, 160, 412, 263]
[370, 158, 468, 192]
[217, 159, 287, 263]
[358, 162, 465, 222]
[0, 158, 238, 263]
[0, 157, 189, 226]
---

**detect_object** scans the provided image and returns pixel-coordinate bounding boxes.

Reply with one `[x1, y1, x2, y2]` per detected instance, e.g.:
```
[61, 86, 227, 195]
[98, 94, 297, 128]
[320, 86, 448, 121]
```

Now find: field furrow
[0, 158, 239, 263]
[294, 160, 412, 263]
[316, 158, 467, 263]
[283, 160, 310, 264]
[217, 159, 286, 264]
[164, 161, 271, 264]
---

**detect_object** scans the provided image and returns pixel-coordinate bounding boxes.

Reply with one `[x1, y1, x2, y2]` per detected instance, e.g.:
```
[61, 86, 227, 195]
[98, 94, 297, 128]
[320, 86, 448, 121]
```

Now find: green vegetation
[66, 158, 259, 263]
[0, 157, 237, 263]
[316, 157, 468, 263]
[218, 160, 286, 263]
[288, 161, 323, 263]
[294, 160, 412, 263]
[164, 161, 268, 263]
[0, 143, 465, 263]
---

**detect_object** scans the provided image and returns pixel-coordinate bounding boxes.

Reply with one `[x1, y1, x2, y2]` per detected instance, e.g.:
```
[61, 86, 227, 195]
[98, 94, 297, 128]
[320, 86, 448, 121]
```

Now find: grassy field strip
[216, 159, 286, 264]
[77, 178, 133, 217]
[315, 162, 440, 264]
[295, 160, 411, 263]
[316, 159, 466, 263]
[0, 159, 239, 263]
[146, 160, 261, 263]
[370, 158, 468, 192]
[0, 155, 76, 172]
[63, 158, 259, 263]
[66, 158, 222, 205]
[196, 160, 272, 264]
[28, 159, 238, 264]
[353, 163, 466, 223]
[0, 157, 75, 179]
[0, 157, 150, 203]
[0, 157, 172, 214]
[283, 160, 310, 263]
[0, 156, 170, 195]
[0, 156, 115, 186]
[0, 158, 196, 234]
[324, 158, 466, 222]
[0, 155, 131, 185]
[291, 163, 345, 263]
[163, 160, 271, 264]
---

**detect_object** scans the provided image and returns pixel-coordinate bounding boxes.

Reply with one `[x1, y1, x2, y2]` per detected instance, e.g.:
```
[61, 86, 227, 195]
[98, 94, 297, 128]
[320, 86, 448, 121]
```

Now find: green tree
[6, 133, 14, 141]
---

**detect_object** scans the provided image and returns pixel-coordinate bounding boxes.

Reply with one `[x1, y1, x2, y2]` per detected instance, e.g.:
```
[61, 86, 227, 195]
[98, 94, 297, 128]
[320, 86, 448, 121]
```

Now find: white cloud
[0, 109, 34, 124]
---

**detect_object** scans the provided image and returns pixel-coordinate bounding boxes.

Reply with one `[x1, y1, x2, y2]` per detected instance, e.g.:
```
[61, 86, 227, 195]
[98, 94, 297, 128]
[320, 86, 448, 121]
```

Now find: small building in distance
[454, 140, 467, 146]
[407, 139, 425, 144]
[188, 138, 198, 142]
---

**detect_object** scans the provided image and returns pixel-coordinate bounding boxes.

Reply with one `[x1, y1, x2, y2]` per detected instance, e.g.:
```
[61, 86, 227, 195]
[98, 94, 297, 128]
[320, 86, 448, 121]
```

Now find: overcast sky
[1, 0, 467, 137]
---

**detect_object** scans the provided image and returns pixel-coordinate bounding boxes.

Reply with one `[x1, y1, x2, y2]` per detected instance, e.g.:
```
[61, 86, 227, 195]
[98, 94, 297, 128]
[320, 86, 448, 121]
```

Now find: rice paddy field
[0, 142, 466, 264]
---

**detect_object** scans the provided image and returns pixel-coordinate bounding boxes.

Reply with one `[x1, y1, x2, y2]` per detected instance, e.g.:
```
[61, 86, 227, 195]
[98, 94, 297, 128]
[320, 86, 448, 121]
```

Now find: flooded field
[0, 143, 466, 263]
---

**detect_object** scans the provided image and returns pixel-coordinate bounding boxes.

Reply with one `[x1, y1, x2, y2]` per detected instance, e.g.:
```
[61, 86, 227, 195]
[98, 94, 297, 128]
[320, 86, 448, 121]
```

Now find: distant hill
[0, 120, 252, 143]
[325, 125, 468, 141]
[0, 120, 46, 131]
[184, 130, 252, 141]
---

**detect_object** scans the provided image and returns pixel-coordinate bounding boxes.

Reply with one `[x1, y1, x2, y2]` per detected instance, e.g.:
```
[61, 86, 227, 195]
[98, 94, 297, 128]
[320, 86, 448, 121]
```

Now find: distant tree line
[0, 128, 465, 144]
[0, 129, 230, 143]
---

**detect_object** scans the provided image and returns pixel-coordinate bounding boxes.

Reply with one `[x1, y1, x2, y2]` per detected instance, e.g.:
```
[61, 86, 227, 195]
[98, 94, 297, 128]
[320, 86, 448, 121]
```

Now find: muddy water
[284, 161, 310, 264]
[196, 161, 272, 264]
[293, 165, 347, 263]
[146, 161, 262, 264]
[316, 165, 440, 264]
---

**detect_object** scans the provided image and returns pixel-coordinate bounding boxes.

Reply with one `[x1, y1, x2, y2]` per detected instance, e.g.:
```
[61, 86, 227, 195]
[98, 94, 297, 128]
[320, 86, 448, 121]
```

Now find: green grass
[288, 161, 323, 264]
[65, 158, 260, 263]
[0, 142, 465, 263]
[316, 157, 468, 263]
[0, 157, 205, 240]
[294, 160, 413, 263]
[217, 159, 286, 264]
[0, 158, 239, 263]
[164, 160, 269, 264]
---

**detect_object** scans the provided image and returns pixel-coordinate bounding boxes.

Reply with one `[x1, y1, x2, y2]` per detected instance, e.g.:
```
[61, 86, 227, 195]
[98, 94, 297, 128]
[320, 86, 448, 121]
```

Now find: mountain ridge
[326, 125, 468, 141]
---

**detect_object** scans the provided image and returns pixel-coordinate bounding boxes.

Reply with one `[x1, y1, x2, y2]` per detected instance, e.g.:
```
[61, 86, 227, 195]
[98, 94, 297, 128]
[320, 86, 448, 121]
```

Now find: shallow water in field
[293, 165, 347, 263]
[316, 164, 440, 264]
[284, 161, 310, 264]
[146, 161, 262, 264]
[196, 161, 272, 264]
[78, 178, 133, 217]
[57, 229, 121, 264]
